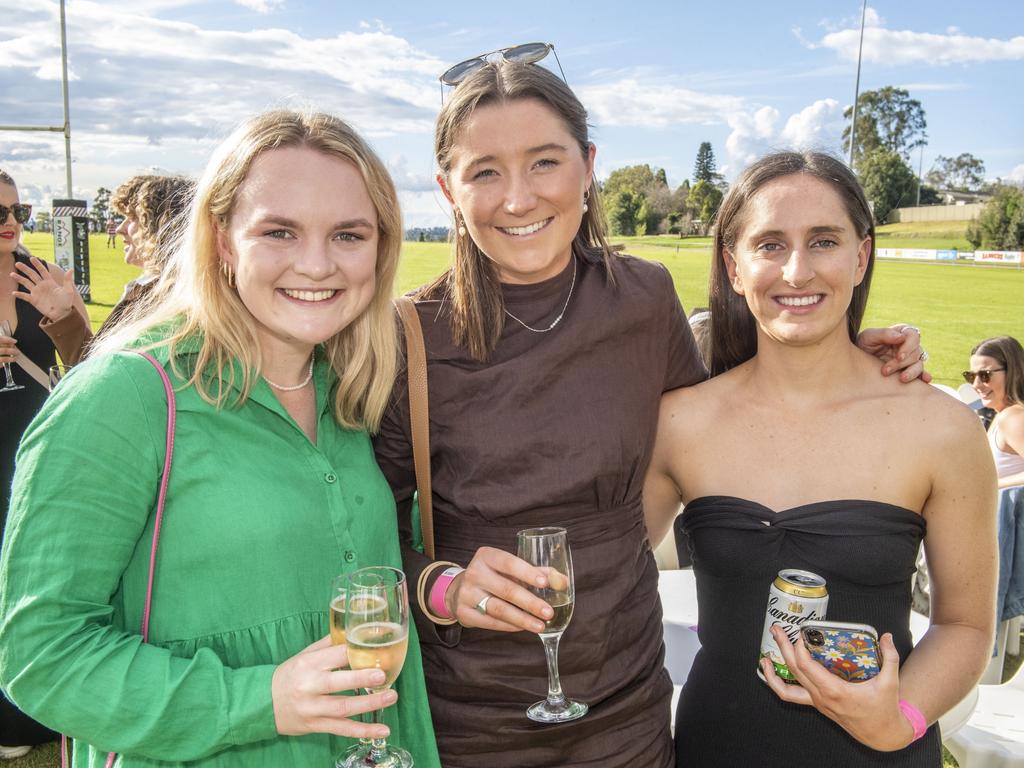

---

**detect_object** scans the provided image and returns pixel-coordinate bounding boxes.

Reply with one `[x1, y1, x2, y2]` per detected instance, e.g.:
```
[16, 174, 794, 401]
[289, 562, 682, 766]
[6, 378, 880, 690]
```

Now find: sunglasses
[962, 368, 1005, 384]
[0, 203, 32, 225]
[439, 42, 566, 86]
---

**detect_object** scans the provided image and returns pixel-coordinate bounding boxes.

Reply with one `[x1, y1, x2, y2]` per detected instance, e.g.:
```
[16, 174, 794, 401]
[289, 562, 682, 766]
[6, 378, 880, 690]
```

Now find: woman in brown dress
[373, 54, 927, 768]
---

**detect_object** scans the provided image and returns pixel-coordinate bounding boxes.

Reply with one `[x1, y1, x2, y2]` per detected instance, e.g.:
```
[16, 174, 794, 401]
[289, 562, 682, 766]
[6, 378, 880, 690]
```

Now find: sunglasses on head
[439, 42, 566, 86]
[0, 203, 32, 225]
[962, 368, 1005, 384]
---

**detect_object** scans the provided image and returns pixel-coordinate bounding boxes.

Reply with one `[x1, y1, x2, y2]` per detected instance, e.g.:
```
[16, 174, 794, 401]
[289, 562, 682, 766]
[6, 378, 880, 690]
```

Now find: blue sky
[2, 0, 1022, 227]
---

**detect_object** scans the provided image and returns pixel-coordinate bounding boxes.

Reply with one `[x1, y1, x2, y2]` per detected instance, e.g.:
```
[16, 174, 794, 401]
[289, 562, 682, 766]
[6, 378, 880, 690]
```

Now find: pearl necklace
[264, 357, 314, 392]
[503, 257, 577, 334]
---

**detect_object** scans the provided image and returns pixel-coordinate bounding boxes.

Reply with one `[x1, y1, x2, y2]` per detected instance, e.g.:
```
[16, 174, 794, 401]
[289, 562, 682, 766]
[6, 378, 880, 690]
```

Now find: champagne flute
[49, 364, 70, 392]
[339, 566, 412, 768]
[331, 574, 389, 765]
[0, 320, 25, 393]
[516, 526, 588, 723]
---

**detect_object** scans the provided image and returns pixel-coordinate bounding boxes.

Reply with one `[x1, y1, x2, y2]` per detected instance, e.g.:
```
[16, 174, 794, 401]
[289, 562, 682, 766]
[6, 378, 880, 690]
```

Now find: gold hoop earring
[221, 261, 235, 288]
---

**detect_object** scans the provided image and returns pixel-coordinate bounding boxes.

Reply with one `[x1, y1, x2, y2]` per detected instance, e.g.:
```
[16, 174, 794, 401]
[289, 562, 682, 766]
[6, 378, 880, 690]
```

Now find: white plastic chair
[946, 661, 1024, 768]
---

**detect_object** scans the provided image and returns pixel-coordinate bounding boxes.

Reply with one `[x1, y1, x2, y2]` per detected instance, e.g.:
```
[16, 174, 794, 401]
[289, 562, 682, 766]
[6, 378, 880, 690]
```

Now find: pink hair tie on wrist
[898, 699, 927, 742]
[429, 566, 464, 620]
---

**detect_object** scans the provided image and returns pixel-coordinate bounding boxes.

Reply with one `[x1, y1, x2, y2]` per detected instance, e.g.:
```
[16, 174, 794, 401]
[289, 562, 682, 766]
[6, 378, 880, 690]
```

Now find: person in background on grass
[0, 111, 440, 768]
[105, 216, 118, 247]
[645, 150, 996, 767]
[372, 52, 928, 768]
[967, 336, 1024, 628]
[0, 168, 92, 761]
[92, 175, 195, 345]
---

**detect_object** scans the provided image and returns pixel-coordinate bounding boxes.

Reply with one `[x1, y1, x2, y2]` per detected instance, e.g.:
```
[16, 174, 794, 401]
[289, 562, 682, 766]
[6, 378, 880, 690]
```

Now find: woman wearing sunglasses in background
[0, 169, 91, 760]
[372, 47, 928, 767]
[967, 336, 1024, 632]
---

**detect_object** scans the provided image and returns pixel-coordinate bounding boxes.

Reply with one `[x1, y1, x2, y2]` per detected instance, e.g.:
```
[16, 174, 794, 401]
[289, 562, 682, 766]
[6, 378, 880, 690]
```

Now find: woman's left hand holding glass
[857, 325, 932, 383]
[761, 626, 917, 753]
[11, 256, 79, 322]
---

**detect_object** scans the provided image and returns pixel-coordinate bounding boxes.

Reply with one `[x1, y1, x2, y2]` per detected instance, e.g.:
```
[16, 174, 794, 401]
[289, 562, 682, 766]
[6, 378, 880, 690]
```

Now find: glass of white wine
[339, 566, 412, 768]
[516, 526, 588, 723]
[0, 320, 25, 393]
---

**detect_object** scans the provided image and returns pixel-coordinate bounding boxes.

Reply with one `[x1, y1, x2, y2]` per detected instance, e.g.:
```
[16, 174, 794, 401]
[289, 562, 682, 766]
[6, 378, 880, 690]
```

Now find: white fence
[876, 248, 1022, 266]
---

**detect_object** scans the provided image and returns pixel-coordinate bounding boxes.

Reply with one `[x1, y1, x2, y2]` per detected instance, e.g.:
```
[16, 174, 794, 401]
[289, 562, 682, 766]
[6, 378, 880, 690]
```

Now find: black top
[675, 496, 941, 767]
[1, 251, 56, 533]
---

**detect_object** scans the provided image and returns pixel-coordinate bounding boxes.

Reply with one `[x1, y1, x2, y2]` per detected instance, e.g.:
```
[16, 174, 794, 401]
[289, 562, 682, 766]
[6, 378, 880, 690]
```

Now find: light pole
[847, 0, 868, 170]
[0, 0, 73, 197]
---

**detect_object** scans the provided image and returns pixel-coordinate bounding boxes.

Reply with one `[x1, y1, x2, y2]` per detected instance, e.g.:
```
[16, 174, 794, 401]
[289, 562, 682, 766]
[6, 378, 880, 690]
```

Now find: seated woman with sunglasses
[0, 168, 91, 759]
[645, 151, 996, 767]
[967, 336, 1024, 630]
[373, 49, 930, 768]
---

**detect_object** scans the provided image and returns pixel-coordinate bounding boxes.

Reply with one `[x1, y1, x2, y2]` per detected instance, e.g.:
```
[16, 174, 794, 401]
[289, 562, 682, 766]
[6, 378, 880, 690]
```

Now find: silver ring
[902, 325, 921, 335]
[920, 350, 929, 362]
[475, 595, 491, 615]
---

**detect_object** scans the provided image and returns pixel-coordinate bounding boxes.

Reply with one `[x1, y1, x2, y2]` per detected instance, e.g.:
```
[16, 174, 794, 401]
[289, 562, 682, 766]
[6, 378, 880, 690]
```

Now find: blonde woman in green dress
[0, 110, 440, 768]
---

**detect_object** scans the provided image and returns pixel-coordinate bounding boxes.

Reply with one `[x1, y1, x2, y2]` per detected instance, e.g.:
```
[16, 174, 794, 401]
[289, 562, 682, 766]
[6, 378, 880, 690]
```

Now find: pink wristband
[429, 566, 464, 620]
[898, 699, 927, 742]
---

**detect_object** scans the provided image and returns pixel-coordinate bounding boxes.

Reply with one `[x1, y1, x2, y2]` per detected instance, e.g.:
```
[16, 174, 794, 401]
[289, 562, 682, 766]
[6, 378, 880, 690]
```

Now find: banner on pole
[51, 198, 91, 302]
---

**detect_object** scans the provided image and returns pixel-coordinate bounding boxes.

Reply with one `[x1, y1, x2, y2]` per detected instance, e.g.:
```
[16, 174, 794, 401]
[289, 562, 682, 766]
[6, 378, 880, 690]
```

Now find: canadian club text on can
[759, 569, 828, 683]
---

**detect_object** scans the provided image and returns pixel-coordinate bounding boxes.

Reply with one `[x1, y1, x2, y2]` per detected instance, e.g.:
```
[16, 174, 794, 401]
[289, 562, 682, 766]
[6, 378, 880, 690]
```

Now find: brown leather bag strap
[395, 296, 435, 559]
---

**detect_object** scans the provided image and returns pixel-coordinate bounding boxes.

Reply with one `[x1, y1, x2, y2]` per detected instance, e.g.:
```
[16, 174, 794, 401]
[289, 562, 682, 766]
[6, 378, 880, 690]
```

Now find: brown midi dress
[373, 251, 706, 767]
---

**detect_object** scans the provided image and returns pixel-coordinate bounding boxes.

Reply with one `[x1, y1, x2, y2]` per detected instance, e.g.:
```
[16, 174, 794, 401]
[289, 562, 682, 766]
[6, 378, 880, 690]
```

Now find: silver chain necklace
[264, 356, 314, 391]
[503, 257, 577, 334]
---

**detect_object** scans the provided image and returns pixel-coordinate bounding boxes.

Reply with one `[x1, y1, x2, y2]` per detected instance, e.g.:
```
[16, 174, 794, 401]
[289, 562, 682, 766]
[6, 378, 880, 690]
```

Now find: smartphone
[800, 621, 881, 683]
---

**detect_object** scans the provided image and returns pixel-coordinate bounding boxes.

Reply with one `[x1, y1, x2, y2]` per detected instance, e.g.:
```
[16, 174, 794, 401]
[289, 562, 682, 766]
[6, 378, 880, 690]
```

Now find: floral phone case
[800, 621, 881, 683]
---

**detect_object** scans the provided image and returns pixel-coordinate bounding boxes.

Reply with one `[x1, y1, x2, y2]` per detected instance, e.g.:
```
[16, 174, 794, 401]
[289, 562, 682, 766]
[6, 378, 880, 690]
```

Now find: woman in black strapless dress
[645, 151, 997, 767]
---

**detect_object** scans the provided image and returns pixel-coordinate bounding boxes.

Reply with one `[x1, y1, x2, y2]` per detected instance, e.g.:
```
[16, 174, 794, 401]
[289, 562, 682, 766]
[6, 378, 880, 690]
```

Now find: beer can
[758, 569, 828, 684]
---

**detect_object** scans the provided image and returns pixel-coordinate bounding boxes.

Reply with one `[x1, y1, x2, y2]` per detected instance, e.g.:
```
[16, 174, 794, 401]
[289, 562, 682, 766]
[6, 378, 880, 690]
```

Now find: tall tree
[687, 180, 724, 235]
[601, 164, 658, 200]
[967, 185, 1024, 250]
[858, 149, 918, 223]
[843, 87, 927, 163]
[926, 153, 986, 192]
[606, 190, 642, 236]
[90, 187, 112, 230]
[693, 142, 717, 183]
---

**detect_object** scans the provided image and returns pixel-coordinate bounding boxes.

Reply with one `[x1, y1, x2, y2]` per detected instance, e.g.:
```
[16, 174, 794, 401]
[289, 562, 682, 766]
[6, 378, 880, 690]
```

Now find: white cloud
[814, 9, 1024, 65]
[725, 106, 780, 168]
[234, 0, 283, 13]
[577, 79, 743, 128]
[724, 99, 844, 174]
[1008, 164, 1024, 183]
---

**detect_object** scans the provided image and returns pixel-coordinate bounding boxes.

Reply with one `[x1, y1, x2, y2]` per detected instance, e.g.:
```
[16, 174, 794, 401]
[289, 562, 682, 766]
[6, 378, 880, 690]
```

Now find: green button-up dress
[0, 345, 440, 767]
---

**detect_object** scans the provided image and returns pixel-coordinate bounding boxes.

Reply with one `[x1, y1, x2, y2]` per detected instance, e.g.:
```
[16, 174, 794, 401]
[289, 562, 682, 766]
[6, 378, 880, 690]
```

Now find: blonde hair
[95, 110, 401, 432]
[424, 60, 615, 361]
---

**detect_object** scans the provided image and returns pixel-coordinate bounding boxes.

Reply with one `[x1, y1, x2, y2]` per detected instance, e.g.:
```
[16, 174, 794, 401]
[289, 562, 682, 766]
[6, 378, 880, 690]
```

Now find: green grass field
[21, 230, 1024, 388]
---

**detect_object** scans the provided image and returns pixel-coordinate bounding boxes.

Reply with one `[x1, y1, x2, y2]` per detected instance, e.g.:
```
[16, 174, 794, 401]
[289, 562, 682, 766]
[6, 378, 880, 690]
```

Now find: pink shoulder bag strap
[61, 352, 176, 768]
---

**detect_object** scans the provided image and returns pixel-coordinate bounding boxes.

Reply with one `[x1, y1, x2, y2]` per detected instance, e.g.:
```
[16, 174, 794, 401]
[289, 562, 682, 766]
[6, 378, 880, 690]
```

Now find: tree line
[598, 86, 1022, 249]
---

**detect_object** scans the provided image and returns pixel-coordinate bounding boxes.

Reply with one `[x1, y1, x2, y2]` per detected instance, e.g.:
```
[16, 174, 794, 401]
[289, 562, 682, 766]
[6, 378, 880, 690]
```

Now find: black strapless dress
[674, 496, 941, 767]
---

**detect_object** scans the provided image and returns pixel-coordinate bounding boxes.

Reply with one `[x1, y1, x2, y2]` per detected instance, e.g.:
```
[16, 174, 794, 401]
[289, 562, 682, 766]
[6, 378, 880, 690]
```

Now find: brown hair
[971, 336, 1024, 407]
[424, 60, 614, 361]
[708, 151, 875, 376]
